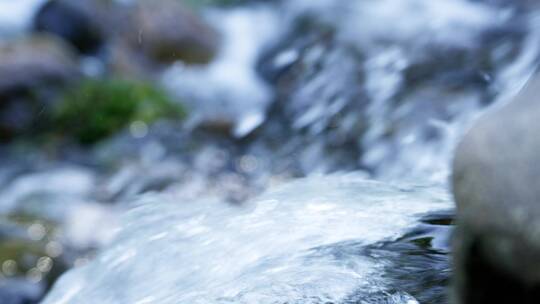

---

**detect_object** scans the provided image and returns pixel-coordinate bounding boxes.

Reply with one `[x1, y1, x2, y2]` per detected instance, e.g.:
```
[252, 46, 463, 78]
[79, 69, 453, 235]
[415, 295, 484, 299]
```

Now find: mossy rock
[0, 213, 67, 290]
[50, 78, 185, 144]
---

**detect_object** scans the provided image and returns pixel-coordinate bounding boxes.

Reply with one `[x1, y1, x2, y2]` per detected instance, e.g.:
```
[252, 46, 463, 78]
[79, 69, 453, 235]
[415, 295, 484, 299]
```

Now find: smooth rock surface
[123, 0, 220, 65]
[0, 34, 80, 138]
[452, 73, 540, 303]
[0, 35, 79, 94]
[33, 0, 113, 54]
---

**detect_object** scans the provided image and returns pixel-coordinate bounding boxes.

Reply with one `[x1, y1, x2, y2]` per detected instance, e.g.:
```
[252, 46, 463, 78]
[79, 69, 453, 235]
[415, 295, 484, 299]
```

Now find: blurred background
[0, 0, 539, 303]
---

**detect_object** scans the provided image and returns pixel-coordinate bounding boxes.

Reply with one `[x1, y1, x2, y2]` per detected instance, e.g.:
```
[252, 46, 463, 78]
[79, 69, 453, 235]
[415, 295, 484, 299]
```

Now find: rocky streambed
[0, 0, 539, 303]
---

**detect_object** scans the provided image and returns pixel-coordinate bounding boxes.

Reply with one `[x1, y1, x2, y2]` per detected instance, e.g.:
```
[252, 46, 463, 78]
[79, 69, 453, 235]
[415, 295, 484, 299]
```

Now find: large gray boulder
[452, 74, 540, 303]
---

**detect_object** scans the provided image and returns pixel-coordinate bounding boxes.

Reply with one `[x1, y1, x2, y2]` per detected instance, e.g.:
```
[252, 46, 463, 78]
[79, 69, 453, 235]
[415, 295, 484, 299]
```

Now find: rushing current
[1, 0, 538, 303]
[42, 175, 451, 304]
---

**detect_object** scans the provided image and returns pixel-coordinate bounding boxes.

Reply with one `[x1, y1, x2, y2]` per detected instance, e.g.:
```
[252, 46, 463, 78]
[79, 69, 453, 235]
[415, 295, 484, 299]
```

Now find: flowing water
[43, 175, 451, 304]
[1, 0, 540, 303]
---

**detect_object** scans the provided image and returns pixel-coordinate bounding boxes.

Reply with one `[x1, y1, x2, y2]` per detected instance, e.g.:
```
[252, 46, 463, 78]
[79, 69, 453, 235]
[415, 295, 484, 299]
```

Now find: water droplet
[130, 121, 149, 139]
[26, 268, 42, 283]
[238, 155, 258, 173]
[28, 223, 46, 241]
[273, 49, 299, 68]
[2, 260, 17, 276]
[37, 256, 53, 273]
[45, 241, 63, 258]
[234, 112, 264, 138]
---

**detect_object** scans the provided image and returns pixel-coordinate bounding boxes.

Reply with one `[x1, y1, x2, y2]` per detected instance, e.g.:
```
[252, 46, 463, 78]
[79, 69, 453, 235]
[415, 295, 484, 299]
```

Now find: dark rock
[33, 0, 114, 54]
[358, 17, 529, 177]
[0, 35, 79, 94]
[256, 18, 369, 174]
[0, 35, 81, 139]
[358, 210, 454, 304]
[0, 213, 70, 304]
[452, 74, 540, 303]
[255, 5, 526, 176]
[122, 0, 220, 65]
[108, 40, 156, 79]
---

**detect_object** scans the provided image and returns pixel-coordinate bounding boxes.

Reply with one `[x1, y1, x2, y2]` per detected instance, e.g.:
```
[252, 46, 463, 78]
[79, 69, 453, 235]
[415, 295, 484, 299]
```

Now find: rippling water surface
[42, 175, 451, 304]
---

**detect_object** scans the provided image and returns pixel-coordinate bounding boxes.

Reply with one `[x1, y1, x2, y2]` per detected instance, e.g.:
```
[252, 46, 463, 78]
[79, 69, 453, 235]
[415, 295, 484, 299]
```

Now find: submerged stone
[0, 214, 68, 304]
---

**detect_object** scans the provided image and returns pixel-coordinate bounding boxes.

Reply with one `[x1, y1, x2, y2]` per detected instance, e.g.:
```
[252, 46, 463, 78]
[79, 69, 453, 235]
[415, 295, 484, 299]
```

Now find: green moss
[51, 78, 185, 144]
[0, 216, 53, 277]
[0, 240, 44, 266]
[4, 213, 57, 232]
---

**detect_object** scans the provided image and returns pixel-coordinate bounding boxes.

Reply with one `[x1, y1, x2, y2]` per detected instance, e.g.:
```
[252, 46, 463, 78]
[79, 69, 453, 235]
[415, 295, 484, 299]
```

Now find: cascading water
[0, 0, 47, 37]
[43, 175, 451, 304]
[2, 0, 540, 303]
[258, 0, 539, 181]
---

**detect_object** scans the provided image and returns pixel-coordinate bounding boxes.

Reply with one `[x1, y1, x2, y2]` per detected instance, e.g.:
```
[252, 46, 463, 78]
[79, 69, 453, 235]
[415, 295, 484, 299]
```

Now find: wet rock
[452, 74, 540, 303]
[0, 215, 68, 304]
[94, 125, 268, 204]
[33, 0, 114, 54]
[161, 7, 276, 138]
[0, 34, 80, 139]
[354, 2, 528, 179]
[257, 1, 531, 178]
[257, 17, 369, 174]
[0, 35, 80, 97]
[361, 210, 454, 304]
[122, 0, 220, 65]
[108, 40, 156, 79]
[0, 164, 119, 303]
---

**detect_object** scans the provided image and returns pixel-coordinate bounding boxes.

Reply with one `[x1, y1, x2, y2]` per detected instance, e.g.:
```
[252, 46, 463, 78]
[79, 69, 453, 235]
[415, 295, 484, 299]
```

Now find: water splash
[258, 0, 539, 181]
[162, 6, 279, 137]
[42, 174, 451, 304]
[0, 0, 47, 38]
